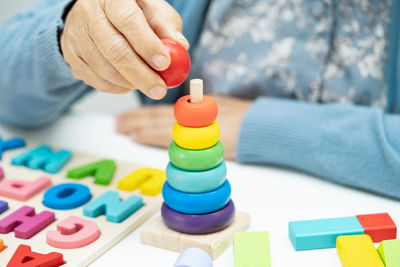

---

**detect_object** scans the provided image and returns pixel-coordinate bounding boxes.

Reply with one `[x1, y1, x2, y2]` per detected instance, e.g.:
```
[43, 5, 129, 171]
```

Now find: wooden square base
[140, 211, 250, 259]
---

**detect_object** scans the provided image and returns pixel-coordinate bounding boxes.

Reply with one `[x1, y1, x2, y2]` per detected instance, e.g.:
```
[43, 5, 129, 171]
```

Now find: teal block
[289, 216, 364, 250]
[83, 191, 143, 223]
[12, 145, 72, 173]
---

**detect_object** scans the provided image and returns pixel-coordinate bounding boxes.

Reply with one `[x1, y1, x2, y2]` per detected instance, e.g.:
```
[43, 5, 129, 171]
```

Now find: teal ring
[166, 161, 226, 193]
[162, 180, 231, 214]
[168, 141, 224, 171]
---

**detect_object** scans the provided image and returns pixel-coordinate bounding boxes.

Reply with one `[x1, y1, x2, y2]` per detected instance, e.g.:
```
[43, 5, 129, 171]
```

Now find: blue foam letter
[12, 145, 72, 173]
[43, 183, 91, 210]
[83, 191, 143, 223]
[0, 136, 26, 159]
[0, 200, 8, 214]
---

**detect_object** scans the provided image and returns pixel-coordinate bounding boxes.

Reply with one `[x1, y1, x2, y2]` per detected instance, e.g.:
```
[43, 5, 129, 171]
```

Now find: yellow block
[337, 235, 384, 267]
[118, 168, 166, 196]
[0, 239, 5, 252]
[172, 121, 220, 150]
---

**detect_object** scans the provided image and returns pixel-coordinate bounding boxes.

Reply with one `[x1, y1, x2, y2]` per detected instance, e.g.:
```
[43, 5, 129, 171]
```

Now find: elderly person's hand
[60, 0, 188, 99]
[116, 96, 252, 160]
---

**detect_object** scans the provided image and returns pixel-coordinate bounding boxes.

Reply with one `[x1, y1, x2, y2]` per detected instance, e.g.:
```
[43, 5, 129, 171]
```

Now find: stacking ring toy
[172, 121, 220, 150]
[162, 180, 231, 214]
[166, 161, 226, 193]
[174, 95, 218, 127]
[168, 141, 224, 171]
[161, 200, 235, 234]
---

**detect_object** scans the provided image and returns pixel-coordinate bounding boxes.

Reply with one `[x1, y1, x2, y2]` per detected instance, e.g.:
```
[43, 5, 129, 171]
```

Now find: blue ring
[162, 180, 231, 214]
[166, 161, 226, 193]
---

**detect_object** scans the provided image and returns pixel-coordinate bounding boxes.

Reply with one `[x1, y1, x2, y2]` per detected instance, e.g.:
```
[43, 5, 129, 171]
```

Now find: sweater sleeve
[237, 97, 400, 199]
[0, 0, 91, 128]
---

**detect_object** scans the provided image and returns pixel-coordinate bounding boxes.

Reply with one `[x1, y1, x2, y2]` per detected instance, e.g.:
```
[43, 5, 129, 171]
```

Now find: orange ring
[174, 95, 218, 127]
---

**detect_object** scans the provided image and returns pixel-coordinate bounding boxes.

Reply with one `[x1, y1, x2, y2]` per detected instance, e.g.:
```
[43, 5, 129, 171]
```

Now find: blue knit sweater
[0, 0, 399, 199]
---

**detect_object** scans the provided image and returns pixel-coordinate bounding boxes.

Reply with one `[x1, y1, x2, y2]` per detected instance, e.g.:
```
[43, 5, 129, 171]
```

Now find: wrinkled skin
[61, 0, 189, 99]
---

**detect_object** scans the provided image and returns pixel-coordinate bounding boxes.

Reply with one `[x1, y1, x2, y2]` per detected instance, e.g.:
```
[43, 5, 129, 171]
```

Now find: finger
[138, 0, 189, 49]
[68, 55, 131, 94]
[78, 34, 134, 89]
[103, 0, 171, 70]
[116, 111, 173, 133]
[87, 14, 167, 99]
[131, 127, 172, 148]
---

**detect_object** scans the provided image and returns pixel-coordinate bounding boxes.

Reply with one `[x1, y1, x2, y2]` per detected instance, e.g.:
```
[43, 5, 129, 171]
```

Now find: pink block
[0, 206, 55, 239]
[0, 167, 3, 180]
[46, 215, 100, 249]
[0, 177, 51, 201]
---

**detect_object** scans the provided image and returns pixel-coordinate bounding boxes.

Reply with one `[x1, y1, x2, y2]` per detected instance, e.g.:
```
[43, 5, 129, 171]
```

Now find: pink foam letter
[0, 206, 55, 239]
[46, 215, 100, 249]
[0, 167, 4, 180]
[0, 177, 51, 201]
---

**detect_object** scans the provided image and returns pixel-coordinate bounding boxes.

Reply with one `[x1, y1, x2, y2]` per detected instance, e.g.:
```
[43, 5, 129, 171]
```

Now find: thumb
[138, 0, 190, 50]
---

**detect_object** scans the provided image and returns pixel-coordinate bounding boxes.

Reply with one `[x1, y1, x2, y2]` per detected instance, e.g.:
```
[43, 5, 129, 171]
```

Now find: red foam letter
[7, 244, 64, 267]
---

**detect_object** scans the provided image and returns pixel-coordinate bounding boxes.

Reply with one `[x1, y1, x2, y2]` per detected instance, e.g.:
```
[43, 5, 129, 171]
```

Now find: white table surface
[0, 111, 399, 267]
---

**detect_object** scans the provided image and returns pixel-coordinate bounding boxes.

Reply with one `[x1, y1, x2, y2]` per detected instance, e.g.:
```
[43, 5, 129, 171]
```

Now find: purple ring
[161, 200, 235, 234]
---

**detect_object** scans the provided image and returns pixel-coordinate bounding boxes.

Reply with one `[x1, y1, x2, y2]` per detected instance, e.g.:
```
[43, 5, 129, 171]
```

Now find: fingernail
[176, 31, 190, 49]
[152, 54, 169, 69]
[149, 86, 166, 99]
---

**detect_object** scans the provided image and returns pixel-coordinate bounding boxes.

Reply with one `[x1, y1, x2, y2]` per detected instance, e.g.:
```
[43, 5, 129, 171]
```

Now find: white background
[1, 1, 399, 266]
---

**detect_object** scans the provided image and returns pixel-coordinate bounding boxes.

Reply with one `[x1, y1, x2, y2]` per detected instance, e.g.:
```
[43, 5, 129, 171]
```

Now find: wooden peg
[190, 79, 203, 103]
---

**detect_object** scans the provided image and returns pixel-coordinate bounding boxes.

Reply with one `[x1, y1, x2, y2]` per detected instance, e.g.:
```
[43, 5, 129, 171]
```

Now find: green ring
[168, 141, 224, 171]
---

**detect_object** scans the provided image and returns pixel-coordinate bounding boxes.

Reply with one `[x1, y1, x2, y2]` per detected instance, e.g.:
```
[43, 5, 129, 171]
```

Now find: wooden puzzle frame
[0, 140, 163, 266]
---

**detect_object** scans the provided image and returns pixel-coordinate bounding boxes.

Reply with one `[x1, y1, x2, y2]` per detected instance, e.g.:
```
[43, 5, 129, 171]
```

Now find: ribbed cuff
[34, 0, 77, 89]
[236, 97, 327, 170]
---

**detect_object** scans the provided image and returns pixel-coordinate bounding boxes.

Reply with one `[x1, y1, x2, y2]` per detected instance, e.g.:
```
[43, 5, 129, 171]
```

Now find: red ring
[174, 95, 218, 127]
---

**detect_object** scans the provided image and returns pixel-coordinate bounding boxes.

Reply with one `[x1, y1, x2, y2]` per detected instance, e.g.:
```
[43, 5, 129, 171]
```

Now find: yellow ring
[173, 121, 220, 150]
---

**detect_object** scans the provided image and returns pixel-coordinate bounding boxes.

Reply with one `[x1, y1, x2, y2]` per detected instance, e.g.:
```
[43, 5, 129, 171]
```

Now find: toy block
[0, 239, 5, 252]
[377, 239, 400, 267]
[67, 159, 116, 185]
[289, 216, 364, 250]
[0, 136, 26, 160]
[47, 215, 100, 249]
[0, 177, 51, 201]
[118, 168, 166, 196]
[12, 145, 72, 174]
[0, 200, 8, 214]
[140, 211, 250, 260]
[83, 191, 143, 223]
[337, 235, 384, 267]
[234, 231, 270, 267]
[356, 213, 396, 242]
[43, 183, 92, 210]
[0, 166, 3, 179]
[174, 248, 213, 267]
[0, 206, 55, 239]
[7, 244, 64, 267]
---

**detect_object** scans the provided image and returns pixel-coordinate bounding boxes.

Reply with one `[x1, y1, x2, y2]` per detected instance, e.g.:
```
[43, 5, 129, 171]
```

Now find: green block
[67, 159, 116, 185]
[234, 231, 271, 267]
[378, 239, 400, 267]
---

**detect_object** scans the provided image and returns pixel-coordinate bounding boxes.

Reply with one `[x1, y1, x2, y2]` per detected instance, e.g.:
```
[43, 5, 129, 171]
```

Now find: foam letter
[12, 145, 72, 174]
[0, 166, 4, 180]
[43, 183, 91, 210]
[6, 244, 64, 267]
[118, 168, 166, 196]
[0, 239, 5, 252]
[0, 177, 51, 201]
[0, 136, 26, 160]
[0, 200, 8, 214]
[67, 159, 116, 185]
[83, 191, 143, 223]
[0, 206, 55, 239]
[46, 215, 100, 249]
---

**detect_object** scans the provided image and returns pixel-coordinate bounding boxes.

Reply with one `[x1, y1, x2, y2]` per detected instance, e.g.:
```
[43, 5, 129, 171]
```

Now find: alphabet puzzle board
[0, 140, 163, 266]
